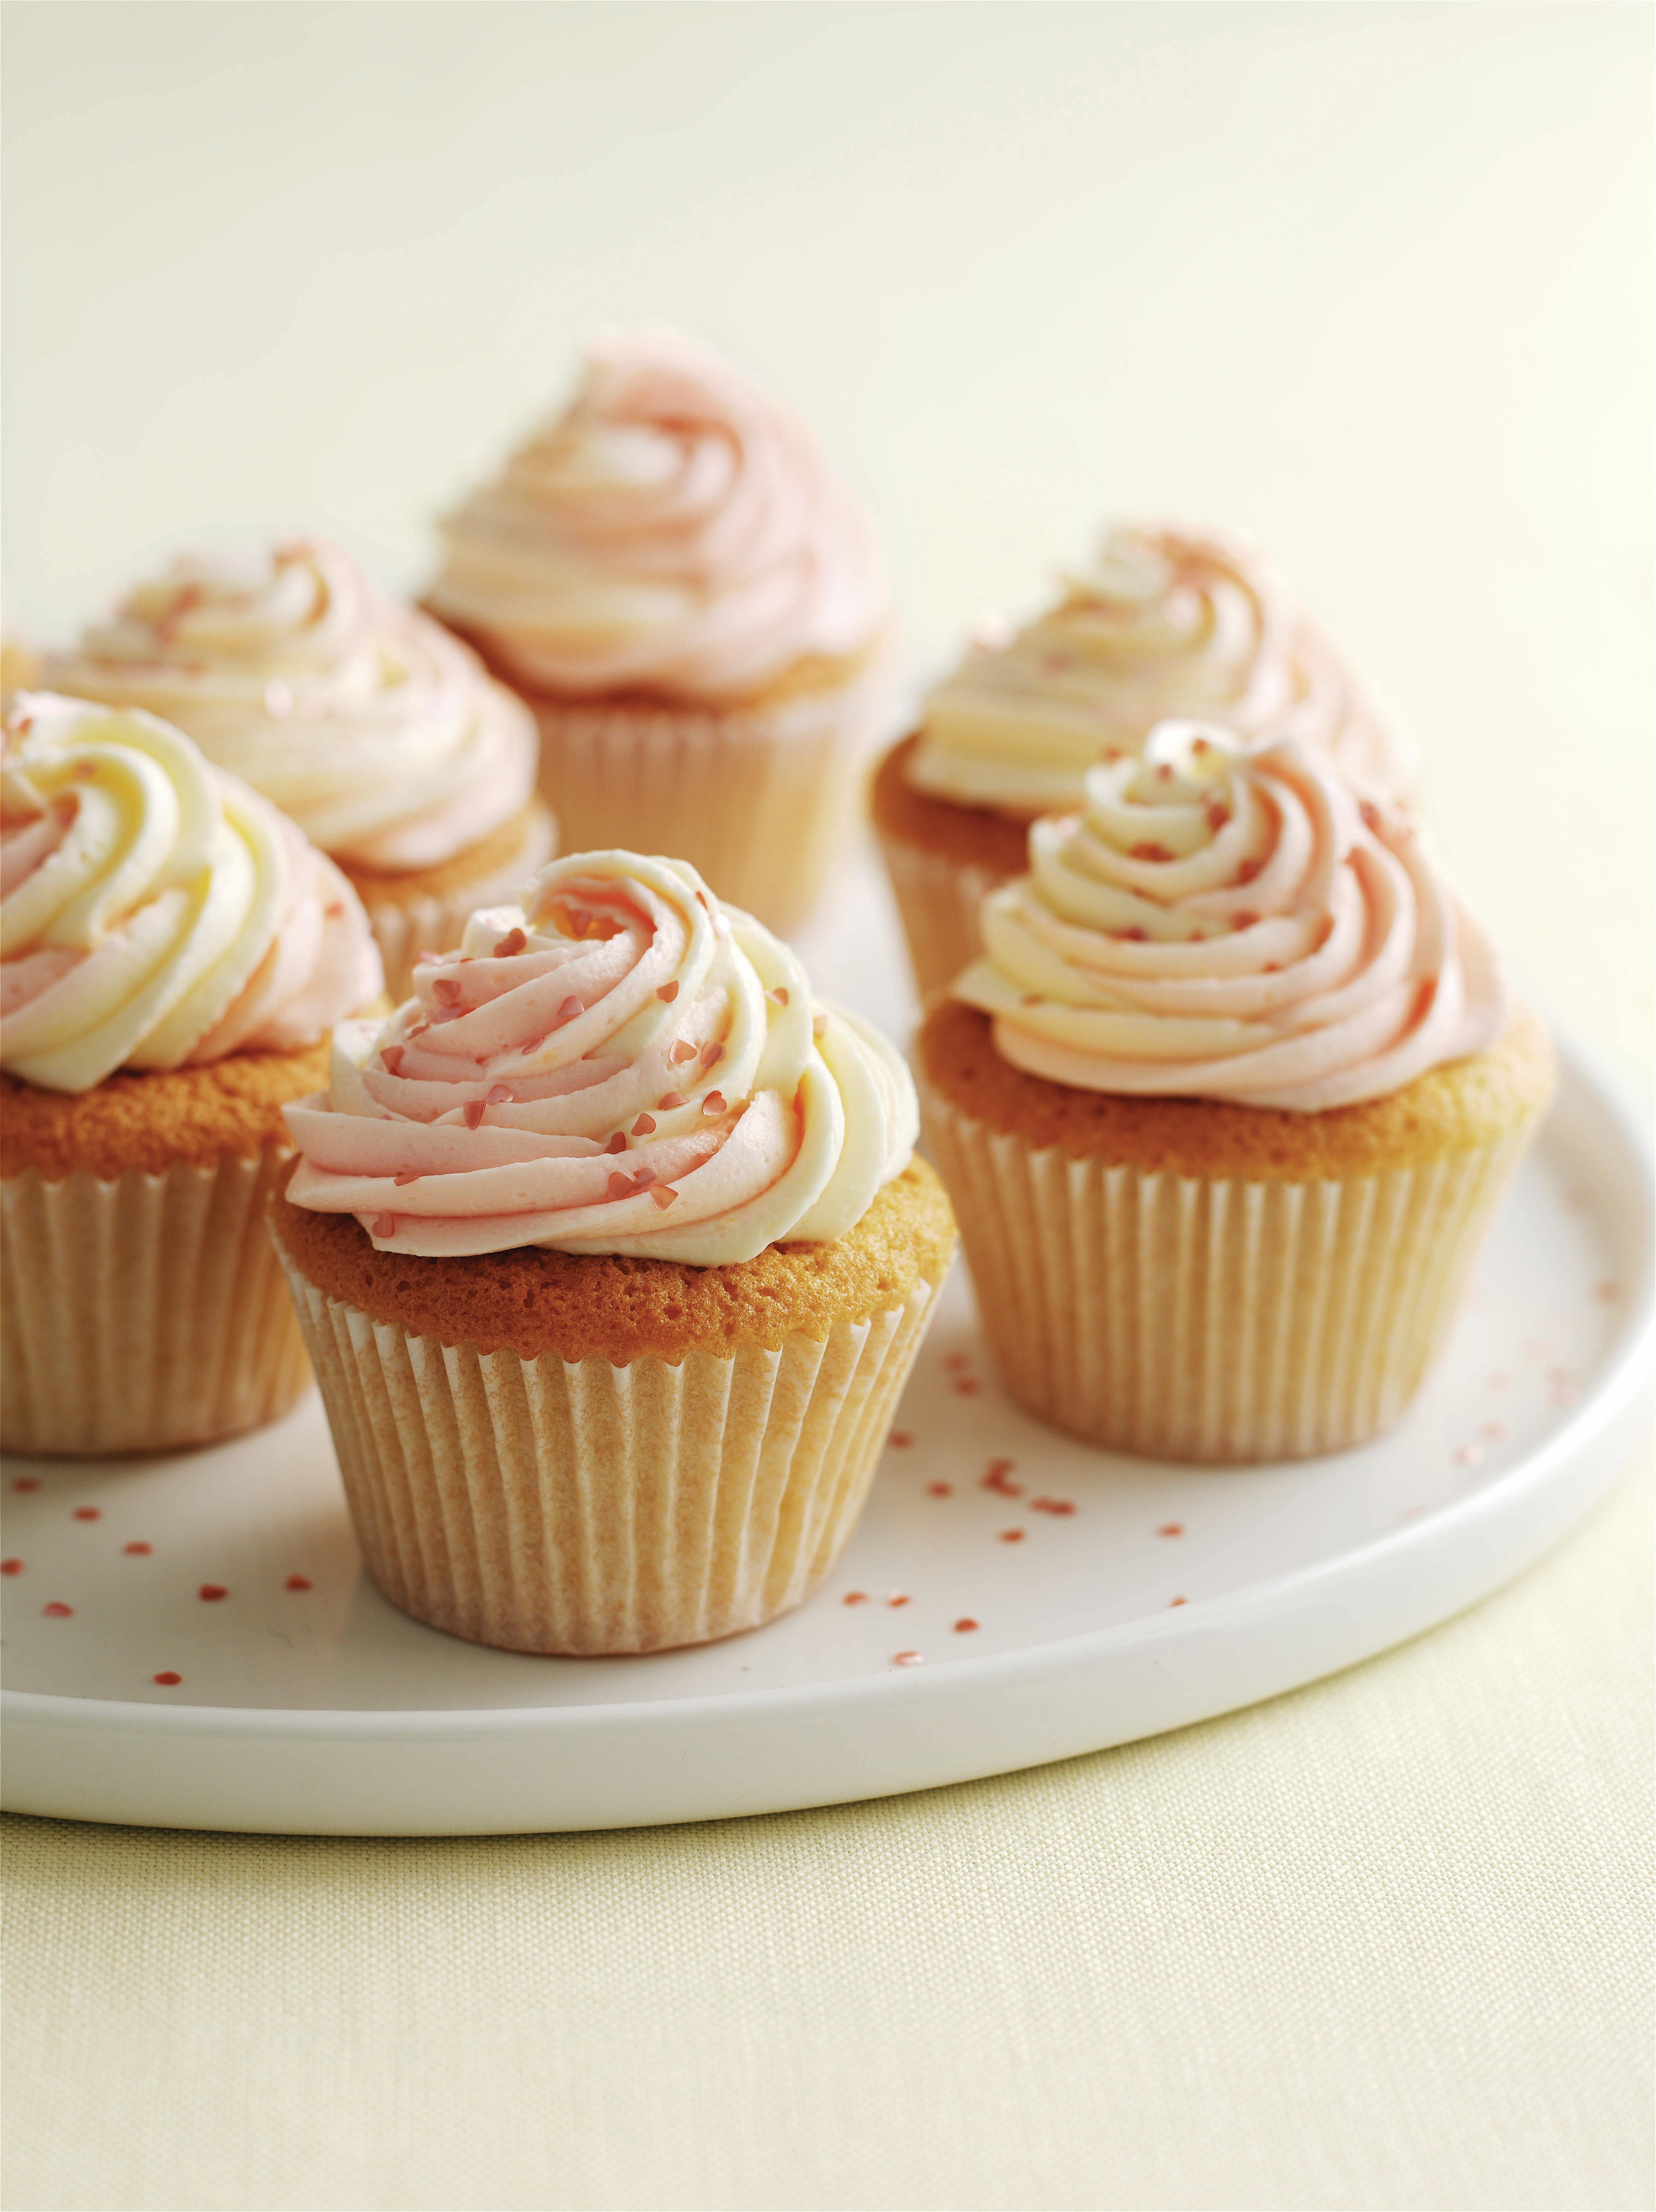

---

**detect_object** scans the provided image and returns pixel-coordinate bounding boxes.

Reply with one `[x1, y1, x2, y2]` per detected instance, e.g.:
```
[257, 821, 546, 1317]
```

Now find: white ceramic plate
[3, 861, 1651, 1835]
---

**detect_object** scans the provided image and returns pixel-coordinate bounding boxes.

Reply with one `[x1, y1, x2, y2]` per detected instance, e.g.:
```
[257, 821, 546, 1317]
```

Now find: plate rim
[5, 1025, 1650, 1750]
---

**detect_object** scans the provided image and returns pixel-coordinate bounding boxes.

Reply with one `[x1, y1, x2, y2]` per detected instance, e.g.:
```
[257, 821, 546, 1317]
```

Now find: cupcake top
[1, 695, 383, 1094]
[426, 328, 887, 704]
[953, 720, 1505, 1112]
[47, 538, 540, 871]
[908, 524, 1409, 817]
[283, 849, 917, 1265]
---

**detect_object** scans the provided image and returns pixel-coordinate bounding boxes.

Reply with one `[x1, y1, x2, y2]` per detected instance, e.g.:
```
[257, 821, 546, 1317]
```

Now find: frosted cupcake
[873, 524, 1413, 996]
[48, 538, 554, 999]
[2, 694, 382, 1454]
[272, 848, 955, 1654]
[917, 721, 1551, 1462]
[425, 329, 891, 935]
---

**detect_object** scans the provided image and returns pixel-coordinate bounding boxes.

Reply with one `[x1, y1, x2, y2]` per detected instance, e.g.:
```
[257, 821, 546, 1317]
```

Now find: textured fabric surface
[4, 1450, 1649, 2212]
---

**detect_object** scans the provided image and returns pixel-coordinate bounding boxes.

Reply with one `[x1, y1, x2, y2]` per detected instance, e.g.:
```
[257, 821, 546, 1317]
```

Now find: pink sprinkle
[843, 1591, 868, 1606]
[631, 1165, 657, 1190]
[927, 1482, 953, 1497]
[198, 1584, 229, 1602]
[1031, 1497, 1075, 1516]
[432, 976, 462, 1005]
[952, 1377, 982, 1396]
[393, 1171, 421, 1187]
[888, 1593, 911, 1608]
[123, 1542, 152, 1556]
[954, 1619, 979, 1634]
[1454, 1444, 1484, 1468]
[766, 987, 790, 1007]
[463, 1099, 487, 1130]
[605, 1132, 627, 1154]
[373, 1213, 397, 1238]
[944, 1353, 971, 1371]
[999, 1529, 1025, 1544]
[982, 1462, 1021, 1497]
[0, 1559, 20, 1575]
[812, 1013, 828, 1039]
[381, 1047, 404, 1076]
[285, 1575, 312, 1592]
[486, 1083, 513, 1105]
[633, 1113, 656, 1136]
[893, 1651, 924, 1667]
[650, 1186, 677, 1210]
[656, 982, 679, 1003]
[1480, 1421, 1505, 1442]
[153, 1672, 182, 1687]
[888, 1432, 914, 1448]
[73, 1506, 101, 1522]
[1157, 1522, 1184, 1539]
[702, 1044, 725, 1067]
[607, 1173, 635, 1201]
[493, 928, 527, 958]
[658, 1091, 687, 1111]
[702, 1092, 726, 1116]
[558, 996, 584, 1021]
[1169, 1596, 1187, 1608]
[43, 1602, 73, 1617]
[12, 1478, 40, 1493]
[670, 1040, 697, 1065]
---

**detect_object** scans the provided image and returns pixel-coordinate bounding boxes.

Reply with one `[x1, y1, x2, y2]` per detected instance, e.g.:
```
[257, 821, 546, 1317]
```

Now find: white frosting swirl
[1, 695, 382, 1094]
[910, 524, 1410, 815]
[427, 328, 886, 702]
[47, 539, 540, 870]
[284, 850, 916, 1264]
[954, 722, 1505, 1112]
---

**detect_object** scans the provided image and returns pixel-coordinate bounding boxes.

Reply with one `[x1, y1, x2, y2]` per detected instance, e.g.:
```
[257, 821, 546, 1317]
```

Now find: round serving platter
[2, 869, 1651, 1835]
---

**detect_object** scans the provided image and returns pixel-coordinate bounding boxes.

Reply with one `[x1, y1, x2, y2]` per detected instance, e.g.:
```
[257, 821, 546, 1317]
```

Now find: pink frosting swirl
[427, 329, 887, 702]
[283, 850, 916, 1264]
[953, 722, 1507, 1112]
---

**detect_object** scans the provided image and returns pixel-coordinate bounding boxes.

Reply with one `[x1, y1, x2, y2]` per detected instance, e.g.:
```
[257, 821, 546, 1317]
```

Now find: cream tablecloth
[2, 8, 1650, 2208]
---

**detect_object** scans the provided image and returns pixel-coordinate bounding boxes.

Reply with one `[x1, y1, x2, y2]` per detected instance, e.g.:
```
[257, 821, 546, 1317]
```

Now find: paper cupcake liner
[529, 668, 888, 936]
[874, 831, 1010, 999]
[1, 1149, 309, 1456]
[279, 1264, 939, 1654]
[355, 805, 557, 1003]
[919, 1079, 1536, 1462]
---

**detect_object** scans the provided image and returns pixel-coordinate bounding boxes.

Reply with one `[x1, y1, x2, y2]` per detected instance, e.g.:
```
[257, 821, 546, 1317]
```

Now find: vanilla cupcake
[48, 538, 555, 999]
[917, 721, 1550, 1462]
[873, 524, 1413, 996]
[426, 329, 892, 934]
[2, 695, 383, 1454]
[272, 849, 955, 1654]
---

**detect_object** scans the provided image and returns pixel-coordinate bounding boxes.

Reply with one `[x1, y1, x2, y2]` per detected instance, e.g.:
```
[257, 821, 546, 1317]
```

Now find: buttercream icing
[427, 328, 886, 702]
[953, 721, 1504, 1112]
[909, 524, 1409, 815]
[48, 539, 540, 870]
[283, 850, 917, 1265]
[1, 695, 382, 1094]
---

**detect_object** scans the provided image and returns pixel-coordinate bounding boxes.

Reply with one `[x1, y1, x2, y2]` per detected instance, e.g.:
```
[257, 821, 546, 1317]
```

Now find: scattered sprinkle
[766, 987, 790, 1007]
[1594, 1280, 1621, 1303]
[285, 1575, 312, 1592]
[926, 1482, 953, 1498]
[43, 1602, 72, 1618]
[153, 1672, 182, 1687]
[607, 1172, 635, 1201]
[843, 1591, 868, 1606]
[558, 996, 584, 1021]
[954, 1619, 979, 1634]
[1358, 799, 1383, 835]
[893, 1651, 924, 1667]
[650, 1186, 678, 1210]
[372, 1214, 397, 1239]
[656, 981, 679, 1003]
[486, 1083, 513, 1105]
[1129, 842, 1173, 863]
[393, 1171, 421, 1187]
[951, 1378, 982, 1396]
[1232, 912, 1258, 932]
[1031, 1498, 1076, 1516]
[982, 1461, 1021, 1497]
[605, 1132, 627, 1154]
[701, 1092, 726, 1116]
[12, 1478, 40, 1493]
[72, 1507, 101, 1522]
[1169, 1596, 1188, 1608]
[198, 1584, 230, 1602]
[493, 927, 527, 958]
[888, 1432, 914, 1449]
[999, 1529, 1025, 1544]
[1236, 857, 1263, 884]
[1206, 805, 1229, 833]
[1157, 1522, 1184, 1539]
[381, 1046, 405, 1076]
[1454, 1444, 1484, 1469]
[632, 1114, 656, 1136]
[812, 1013, 828, 1038]
[1, 1559, 21, 1575]
[432, 975, 462, 1005]
[888, 1593, 911, 1608]
[1480, 1421, 1505, 1442]
[658, 1091, 687, 1111]
[670, 1039, 697, 1064]
[944, 1353, 971, 1371]
[123, 1542, 152, 1557]
[463, 1099, 487, 1130]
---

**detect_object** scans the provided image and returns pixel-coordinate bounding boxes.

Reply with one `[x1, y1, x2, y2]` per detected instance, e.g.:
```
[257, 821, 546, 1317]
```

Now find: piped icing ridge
[953, 721, 1505, 1113]
[427, 328, 886, 703]
[283, 850, 917, 1265]
[47, 539, 540, 871]
[1, 695, 382, 1094]
[909, 523, 1410, 816]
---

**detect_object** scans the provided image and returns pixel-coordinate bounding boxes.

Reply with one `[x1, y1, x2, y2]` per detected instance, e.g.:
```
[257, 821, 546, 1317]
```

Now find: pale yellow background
[2, 6, 1651, 2210]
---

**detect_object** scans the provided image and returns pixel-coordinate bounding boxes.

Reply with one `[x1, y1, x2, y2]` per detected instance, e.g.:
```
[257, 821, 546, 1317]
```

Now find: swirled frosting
[1, 695, 383, 1094]
[910, 524, 1410, 816]
[953, 722, 1505, 1112]
[48, 539, 540, 870]
[283, 850, 917, 1264]
[427, 328, 887, 703]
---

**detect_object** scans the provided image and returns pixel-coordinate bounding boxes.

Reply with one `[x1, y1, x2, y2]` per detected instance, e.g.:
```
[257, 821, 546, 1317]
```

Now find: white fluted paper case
[349, 803, 557, 1004]
[530, 660, 889, 938]
[919, 1080, 1537, 1462]
[1, 1150, 310, 1455]
[279, 1265, 939, 1654]
[874, 831, 1008, 1000]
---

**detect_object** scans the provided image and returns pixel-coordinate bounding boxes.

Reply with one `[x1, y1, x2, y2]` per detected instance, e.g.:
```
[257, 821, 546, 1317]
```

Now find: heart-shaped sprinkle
[658, 1091, 686, 1111]
[632, 1113, 656, 1136]
[493, 927, 526, 958]
[701, 1092, 725, 1116]
[198, 1584, 229, 1602]
[285, 1575, 312, 1592]
[650, 1186, 677, 1210]
[373, 1214, 397, 1238]
[432, 975, 462, 1005]
[153, 1672, 182, 1686]
[43, 1601, 73, 1617]
[656, 982, 679, 1003]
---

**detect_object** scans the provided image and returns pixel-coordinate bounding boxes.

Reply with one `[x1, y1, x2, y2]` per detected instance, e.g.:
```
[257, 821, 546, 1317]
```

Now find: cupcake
[1, 694, 383, 1455]
[917, 721, 1552, 1462]
[873, 523, 1414, 997]
[271, 848, 955, 1654]
[47, 537, 555, 1000]
[425, 328, 892, 935]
